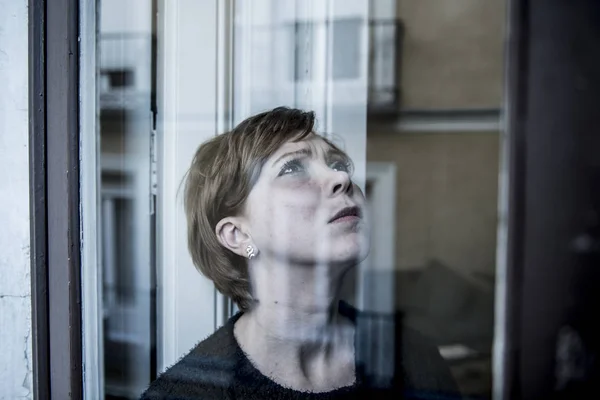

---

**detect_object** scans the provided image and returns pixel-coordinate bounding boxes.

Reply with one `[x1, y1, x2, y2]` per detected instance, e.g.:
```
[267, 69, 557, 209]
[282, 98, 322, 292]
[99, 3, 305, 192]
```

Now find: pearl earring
[246, 245, 257, 260]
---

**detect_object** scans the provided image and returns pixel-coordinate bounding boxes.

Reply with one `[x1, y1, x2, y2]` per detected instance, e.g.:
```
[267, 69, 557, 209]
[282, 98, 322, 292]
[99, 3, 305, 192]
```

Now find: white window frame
[156, 0, 226, 372]
[80, 0, 103, 398]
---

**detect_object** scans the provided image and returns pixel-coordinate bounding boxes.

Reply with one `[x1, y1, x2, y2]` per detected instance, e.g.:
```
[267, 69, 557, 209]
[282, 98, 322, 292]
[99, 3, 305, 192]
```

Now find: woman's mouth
[328, 206, 362, 223]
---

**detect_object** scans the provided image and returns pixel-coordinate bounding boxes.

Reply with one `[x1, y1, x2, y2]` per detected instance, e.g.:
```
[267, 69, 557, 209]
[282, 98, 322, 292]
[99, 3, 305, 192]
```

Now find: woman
[141, 107, 461, 399]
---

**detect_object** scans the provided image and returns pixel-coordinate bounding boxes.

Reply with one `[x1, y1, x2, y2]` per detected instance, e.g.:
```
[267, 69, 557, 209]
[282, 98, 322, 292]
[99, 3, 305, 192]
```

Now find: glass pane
[365, 0, 506, 398]
[331, 19, 362, 79]
[97, 0, 156, 398]
[82, 0, 504, 399]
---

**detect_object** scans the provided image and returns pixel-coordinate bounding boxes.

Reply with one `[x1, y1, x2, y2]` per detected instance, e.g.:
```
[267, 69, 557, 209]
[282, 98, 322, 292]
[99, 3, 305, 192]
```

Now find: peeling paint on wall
[0, 0, 33, 398]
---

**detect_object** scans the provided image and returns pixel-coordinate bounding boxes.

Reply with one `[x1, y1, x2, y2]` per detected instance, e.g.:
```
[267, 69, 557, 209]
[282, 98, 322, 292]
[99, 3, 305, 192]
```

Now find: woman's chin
[327, 242, 371, 267]
[342, 233, 370, 262]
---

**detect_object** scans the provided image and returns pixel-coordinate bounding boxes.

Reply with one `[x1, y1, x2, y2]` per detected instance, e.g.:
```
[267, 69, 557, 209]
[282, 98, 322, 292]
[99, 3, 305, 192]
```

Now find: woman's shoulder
[140, 316, 242, 400]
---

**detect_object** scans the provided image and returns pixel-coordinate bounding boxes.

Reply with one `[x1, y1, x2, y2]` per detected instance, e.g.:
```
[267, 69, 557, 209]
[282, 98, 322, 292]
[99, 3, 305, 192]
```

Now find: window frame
[29, 0, 83, 399]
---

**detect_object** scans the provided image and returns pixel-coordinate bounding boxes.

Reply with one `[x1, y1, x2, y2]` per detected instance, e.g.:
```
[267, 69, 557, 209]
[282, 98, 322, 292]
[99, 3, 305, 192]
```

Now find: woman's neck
[233, 260, 356, 392]
[248, 258, 353, 339]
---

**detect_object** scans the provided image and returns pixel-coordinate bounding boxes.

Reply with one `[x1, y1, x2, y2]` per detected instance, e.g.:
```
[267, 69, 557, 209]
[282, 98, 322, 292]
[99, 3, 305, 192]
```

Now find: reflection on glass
[365, 1, 505, 398]
[86, 0, 504, 398]
[98, 0, 155, 398]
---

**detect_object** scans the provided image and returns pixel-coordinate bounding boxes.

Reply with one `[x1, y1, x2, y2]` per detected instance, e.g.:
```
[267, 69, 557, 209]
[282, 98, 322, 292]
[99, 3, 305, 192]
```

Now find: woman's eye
[329, 160, 353, 174]
[278, 159, 304, 176]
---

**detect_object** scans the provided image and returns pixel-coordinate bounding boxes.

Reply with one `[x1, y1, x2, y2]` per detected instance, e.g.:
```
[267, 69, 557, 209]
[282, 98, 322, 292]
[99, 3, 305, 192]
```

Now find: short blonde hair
[184, 107, 316, 311]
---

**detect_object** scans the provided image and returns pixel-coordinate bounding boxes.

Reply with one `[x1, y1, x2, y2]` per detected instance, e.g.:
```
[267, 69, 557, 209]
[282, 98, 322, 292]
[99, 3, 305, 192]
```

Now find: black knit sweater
[141, 302, 462, 399]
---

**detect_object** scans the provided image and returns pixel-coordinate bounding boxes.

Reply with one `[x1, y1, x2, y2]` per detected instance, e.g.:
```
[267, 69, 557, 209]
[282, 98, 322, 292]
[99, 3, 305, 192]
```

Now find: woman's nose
[327, 170, 353, 197]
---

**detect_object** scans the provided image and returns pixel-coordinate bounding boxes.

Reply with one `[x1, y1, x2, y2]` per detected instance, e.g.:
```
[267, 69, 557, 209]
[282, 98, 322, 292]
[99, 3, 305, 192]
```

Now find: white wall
[0, 0, 33, 399]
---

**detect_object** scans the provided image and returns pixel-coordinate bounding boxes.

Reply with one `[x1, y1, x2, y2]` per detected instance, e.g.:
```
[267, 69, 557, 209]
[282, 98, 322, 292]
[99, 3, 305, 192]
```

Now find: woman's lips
[328, 206, 361, 223]
[330, 214, 361, 223]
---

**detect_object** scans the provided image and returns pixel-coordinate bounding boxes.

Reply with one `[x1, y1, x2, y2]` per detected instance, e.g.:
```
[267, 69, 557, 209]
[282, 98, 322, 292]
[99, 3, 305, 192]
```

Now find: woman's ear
[215, 217, 251, 257]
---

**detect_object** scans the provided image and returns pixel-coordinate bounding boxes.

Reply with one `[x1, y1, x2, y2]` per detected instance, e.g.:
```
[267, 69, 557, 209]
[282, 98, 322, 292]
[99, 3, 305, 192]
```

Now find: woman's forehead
[271, 134, 340, 158]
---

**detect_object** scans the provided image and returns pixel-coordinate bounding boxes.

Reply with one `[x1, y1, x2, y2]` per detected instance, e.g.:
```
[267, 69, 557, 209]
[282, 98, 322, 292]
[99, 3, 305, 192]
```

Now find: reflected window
[291, 19, 362, 82]
[96, 0, 156, 398]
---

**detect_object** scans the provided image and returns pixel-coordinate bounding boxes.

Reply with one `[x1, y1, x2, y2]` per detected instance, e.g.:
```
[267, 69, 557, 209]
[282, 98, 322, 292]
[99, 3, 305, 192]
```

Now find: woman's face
[243, 134, 370, 267]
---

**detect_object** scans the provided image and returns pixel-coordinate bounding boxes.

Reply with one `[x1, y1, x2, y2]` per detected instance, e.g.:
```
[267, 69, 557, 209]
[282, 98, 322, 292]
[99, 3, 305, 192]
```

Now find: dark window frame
[501, 0, 600, 398]
[29, 0, 82, 398]
[499, 0, 528, 399]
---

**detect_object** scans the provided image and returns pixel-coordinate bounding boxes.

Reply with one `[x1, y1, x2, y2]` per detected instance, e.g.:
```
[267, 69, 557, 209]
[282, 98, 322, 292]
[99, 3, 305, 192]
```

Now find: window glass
[81, 0, 504, 398]
[93, 0, 156, 398]
[366, 1, 505, 397]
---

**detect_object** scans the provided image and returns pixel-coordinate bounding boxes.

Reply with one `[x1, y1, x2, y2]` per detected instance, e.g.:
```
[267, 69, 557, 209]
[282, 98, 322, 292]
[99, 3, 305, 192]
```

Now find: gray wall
[398, 0, 506, 109]
[0, 0, 33, 398]
[367, 131, 500, 276]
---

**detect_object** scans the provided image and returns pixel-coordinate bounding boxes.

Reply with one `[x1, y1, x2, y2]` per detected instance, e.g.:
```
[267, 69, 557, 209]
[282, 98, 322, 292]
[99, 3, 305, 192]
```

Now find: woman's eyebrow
[325, 147, 348, 161]
[271, 148, 312, 167]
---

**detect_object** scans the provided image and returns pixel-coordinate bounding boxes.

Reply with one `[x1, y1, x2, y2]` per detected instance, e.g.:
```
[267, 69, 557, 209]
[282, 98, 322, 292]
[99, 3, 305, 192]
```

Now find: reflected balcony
[368, 19, 404, 117]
